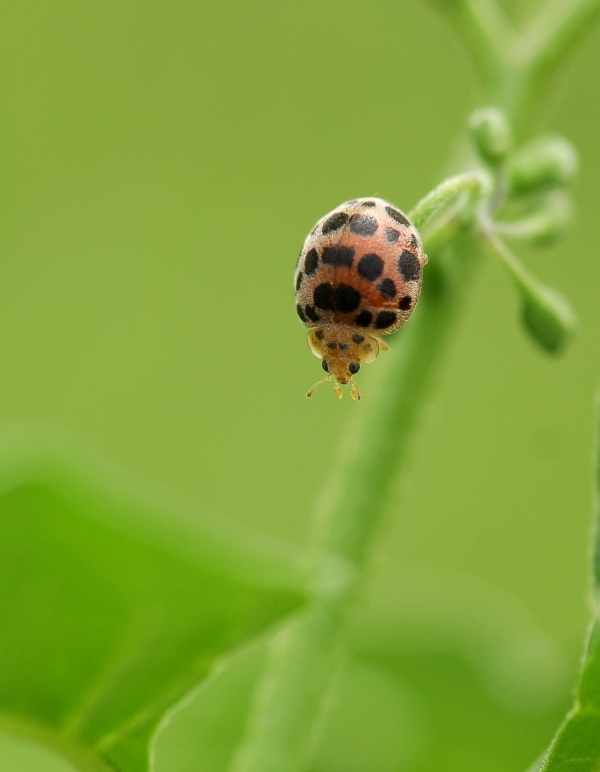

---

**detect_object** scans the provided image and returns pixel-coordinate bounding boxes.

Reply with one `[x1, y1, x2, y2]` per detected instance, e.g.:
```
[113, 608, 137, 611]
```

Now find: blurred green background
[0, 0, 599, 769]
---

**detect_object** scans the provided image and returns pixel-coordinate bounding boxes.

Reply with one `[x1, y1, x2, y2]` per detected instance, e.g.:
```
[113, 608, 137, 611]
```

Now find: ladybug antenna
[306, 375, 332, 398]
[307, 376, 361, 400]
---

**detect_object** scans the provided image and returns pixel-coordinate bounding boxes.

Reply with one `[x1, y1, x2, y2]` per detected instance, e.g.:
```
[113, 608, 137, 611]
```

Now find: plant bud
[469, 107, 512, 165]
[509, 135, 579, 194]
[520, 279, 575, 354]
[497, 191, 574, 247]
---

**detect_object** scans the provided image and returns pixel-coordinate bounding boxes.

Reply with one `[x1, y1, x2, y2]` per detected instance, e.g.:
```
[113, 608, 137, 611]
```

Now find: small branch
[483, 228, 575, 353]
[483, 226, 535, 287]
[494, 190, 574, 246]
[433, 0, 516, 84]
[517, 0, 600, 84]
[408, 171, 488, 231]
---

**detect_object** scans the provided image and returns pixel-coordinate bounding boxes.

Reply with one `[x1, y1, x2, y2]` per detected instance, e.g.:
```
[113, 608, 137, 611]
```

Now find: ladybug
[294, 197, 427, 400]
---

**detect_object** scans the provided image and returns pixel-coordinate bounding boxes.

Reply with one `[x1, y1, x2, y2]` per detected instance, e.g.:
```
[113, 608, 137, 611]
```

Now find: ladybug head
[305, 324, 381, 401]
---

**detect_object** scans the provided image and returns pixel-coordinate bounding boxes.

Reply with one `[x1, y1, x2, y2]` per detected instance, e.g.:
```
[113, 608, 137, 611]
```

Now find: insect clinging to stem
[294, 197, 427, 400]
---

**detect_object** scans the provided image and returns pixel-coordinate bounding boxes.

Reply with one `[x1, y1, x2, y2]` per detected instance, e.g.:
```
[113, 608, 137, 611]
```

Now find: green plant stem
[436, 0, 514, 86]
[518, 0, 600, 84]
[482, 226, 575, 353]
[483, 225, 539, 292]
[231, 228, 481, 772]
[441, 0, 600, 122]
[229, 1, 600, 769]
[409, 172, 487, 232]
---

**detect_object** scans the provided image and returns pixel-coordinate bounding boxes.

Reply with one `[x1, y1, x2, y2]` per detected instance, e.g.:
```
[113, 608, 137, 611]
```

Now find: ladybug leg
[350, 380, 361, 401]
[373, 335, 390, 352]
[333, 380, 344, 399]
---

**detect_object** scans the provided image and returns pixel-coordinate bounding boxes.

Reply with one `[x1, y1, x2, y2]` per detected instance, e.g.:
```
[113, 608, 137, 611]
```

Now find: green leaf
[539, 404, 600, 771]
[0, 426, 307, 772]
[155, 639, 268, 772]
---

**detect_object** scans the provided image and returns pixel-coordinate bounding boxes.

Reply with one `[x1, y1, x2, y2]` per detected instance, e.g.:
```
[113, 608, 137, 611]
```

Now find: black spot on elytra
[335, 284, 361, 313]
[327, 341, 336, 349]
[385, 206, 410, 227]
[349, 214, 378, 237]
[384, 227, 400, 243]
[410, 234, 419, 250]
[398, 250, 421, 282]
[305, 305, 320, 323]
[338, 343, 349, 350]
[375, 310, 397, 329]
[313, 282, 361, 313]
[352, 333, 365, 344]
[314, 283, 335, 310]
[296, 304, 308, 323]
[399, 295, 412, 311]
[322, 211, 349, 234]
[322, 245, 355, 267]
[357, 253, 384, 282]
[362, 200, 376, 207]
[354, 310, 373, 327]
[304, 248, 319, 275]
[295, 272, 303, 291]
[322, 360, 329, 372]
[316, 329, 324, 340]
[377, 278, 397, 299]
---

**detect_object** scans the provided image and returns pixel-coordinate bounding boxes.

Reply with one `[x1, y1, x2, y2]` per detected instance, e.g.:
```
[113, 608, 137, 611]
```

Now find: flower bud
[469, 107, 512, 166]
[520, 280, 575, 354]
[509, 135, 579, 194]
[496, 191, 574, 247]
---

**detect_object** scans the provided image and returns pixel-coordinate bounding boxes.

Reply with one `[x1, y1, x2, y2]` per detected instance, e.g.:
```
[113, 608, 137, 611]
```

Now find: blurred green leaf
[0, 427, 307, 772]
[155, 639, 268, 772]
[539, 404, 600, 771]
[539, 625, 600, 770]
[155, 566, 571, 772]
[158, 634, 560, 772]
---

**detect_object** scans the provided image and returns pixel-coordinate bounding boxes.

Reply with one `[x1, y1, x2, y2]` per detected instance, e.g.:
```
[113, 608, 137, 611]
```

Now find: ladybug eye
[349, 362, 360, 375]
[322, 360, 329, 372]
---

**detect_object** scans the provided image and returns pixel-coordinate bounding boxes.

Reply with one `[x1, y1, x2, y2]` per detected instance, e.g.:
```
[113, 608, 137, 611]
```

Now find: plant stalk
[231, 228, 481, 772]
[229, 1, 599, 767]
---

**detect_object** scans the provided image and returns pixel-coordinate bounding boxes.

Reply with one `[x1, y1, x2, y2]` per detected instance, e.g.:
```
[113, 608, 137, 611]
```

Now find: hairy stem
[409, 172, 488, 232]
[232, 229, 481, 772]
